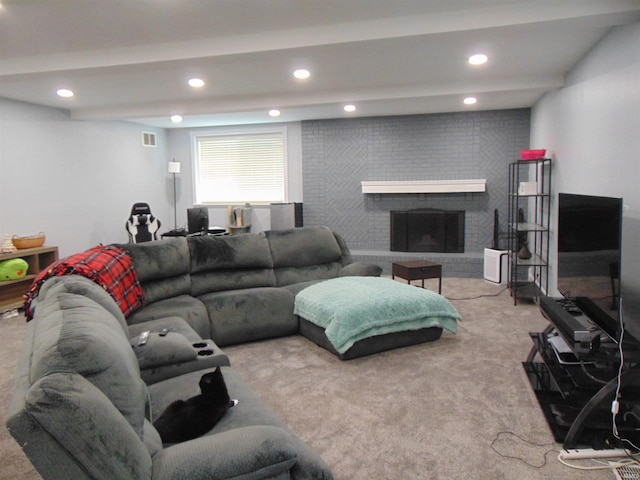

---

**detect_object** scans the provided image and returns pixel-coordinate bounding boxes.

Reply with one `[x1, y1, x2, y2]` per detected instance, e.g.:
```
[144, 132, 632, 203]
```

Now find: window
[193, 127, 286, 204]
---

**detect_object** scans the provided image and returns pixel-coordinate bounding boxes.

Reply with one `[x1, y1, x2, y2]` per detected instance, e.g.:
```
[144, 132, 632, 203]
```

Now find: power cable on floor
[447, 286, 509, 301]
[490, 431, 559, 469]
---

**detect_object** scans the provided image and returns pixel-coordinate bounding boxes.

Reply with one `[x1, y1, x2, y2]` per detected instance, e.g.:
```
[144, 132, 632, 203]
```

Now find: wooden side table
[392, 260, 442, 294]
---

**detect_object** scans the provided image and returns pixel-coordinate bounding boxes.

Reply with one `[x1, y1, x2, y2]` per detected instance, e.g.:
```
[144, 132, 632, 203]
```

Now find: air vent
[614, 464, 640, 480]
[142, 132, 157, 147]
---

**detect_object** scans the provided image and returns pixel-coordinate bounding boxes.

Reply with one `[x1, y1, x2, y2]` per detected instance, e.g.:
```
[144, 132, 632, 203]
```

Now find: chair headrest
[130, 202, 152, 216]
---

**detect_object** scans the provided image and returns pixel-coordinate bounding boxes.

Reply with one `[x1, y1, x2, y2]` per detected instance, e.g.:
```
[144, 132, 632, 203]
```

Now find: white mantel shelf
[361, 179, 487, 194]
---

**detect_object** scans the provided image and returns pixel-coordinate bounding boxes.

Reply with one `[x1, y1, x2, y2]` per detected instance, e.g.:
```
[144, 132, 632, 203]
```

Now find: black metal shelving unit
[507, 158, 552, 305]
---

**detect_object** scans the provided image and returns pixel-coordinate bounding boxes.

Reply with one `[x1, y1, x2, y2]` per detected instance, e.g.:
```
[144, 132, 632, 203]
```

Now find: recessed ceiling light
[170, 115, 183, 123]
[268, 109, 281, 117]
[344, 104, 356, 112]
[293, 69, 310, 80]
[468, 54, 488, 66]
[188, 78, 205, 88]
[464, 96, 477, 105]
[56, 88, 74, 98]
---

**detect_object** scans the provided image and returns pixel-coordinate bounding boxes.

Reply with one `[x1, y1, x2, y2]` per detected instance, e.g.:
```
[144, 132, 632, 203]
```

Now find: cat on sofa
[153, 367, 237, 443]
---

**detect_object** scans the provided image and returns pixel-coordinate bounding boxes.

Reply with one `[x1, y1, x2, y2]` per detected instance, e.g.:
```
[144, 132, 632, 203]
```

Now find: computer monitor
[187, 207, 209, 234]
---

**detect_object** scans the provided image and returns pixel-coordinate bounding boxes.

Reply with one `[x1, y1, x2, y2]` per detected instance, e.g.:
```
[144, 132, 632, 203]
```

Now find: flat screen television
[557, 193, 623, 338]
[187, 207, 209, 234]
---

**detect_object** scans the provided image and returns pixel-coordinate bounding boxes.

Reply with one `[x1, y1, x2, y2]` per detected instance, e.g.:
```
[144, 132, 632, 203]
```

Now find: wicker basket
[12, 233, 46, 249]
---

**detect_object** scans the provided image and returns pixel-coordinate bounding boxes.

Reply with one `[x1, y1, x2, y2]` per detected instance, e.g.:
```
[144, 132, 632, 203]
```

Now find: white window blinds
[194, 129, 286, 204]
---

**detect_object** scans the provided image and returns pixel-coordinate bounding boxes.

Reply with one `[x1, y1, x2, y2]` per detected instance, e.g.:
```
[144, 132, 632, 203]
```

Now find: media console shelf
[524, 296, 640, 448]
[0, 246, 58, 313]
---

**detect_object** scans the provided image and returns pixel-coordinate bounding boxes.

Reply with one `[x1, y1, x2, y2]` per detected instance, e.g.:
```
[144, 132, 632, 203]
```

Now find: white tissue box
[518, 182, 538, 195]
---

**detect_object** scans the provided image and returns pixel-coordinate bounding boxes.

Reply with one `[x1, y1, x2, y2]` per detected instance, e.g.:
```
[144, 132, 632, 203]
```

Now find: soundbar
[539, 297, 601, 343]
[574, 297, 619, 342]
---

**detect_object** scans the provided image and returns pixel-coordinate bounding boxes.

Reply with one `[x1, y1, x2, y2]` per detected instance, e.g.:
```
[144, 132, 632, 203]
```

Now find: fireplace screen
[390, 209, 465, 253]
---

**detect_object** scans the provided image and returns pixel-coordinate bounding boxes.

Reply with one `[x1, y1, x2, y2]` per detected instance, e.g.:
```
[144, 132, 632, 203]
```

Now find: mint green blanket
[294, 277, 461, 354]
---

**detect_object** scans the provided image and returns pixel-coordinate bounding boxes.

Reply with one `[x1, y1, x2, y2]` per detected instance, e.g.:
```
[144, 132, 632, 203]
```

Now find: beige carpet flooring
[0, 278, 616, 480]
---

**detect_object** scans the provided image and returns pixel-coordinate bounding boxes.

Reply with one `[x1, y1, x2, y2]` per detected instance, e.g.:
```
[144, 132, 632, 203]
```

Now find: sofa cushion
[118, 237, 192, 304]
[191, 268, 277, 297]
[119, 237, 190, 282]
[149, 367, 288, 435]
[189, 234, 274, 272]
[30, 291, 148, 438]
[25, 372, 153, 480]
[142, 419, 163, 458]
[272, 263, 342, 286]
[152, 426, 298, 480]
[34, 275, 129, 334]
[149, 367, 334, 480]
[264, 226, 342, 268]
[339, 261, 383, 277]
[126, 294, 211, 340]
[188, 234, 276, 295]
[142, 273, 192, 305]
[198, 287, 297, 346]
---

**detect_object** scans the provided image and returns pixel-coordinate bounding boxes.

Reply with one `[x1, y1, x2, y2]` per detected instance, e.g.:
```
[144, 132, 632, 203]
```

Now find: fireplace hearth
[390, 209, 465, 253]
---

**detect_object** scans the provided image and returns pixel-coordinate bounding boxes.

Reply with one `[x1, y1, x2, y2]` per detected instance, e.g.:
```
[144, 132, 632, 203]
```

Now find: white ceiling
[1, 0, 639, 128]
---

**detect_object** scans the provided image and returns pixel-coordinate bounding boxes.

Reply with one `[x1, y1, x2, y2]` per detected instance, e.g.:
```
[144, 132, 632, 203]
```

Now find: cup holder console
[192, 342, 215, 357]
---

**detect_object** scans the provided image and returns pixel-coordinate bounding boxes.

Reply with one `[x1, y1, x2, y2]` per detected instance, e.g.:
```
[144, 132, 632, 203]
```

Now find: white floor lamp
[168, 160, 181, 230]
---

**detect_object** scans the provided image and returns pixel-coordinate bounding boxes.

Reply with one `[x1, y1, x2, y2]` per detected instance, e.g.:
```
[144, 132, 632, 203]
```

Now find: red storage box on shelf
[520, 149, 546, 160]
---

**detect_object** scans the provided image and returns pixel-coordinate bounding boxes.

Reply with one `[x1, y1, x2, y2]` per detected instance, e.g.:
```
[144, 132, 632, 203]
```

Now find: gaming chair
[126, 202, 161, 243]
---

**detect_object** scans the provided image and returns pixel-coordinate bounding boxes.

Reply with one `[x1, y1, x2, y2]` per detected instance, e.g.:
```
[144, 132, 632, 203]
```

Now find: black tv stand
[523, 297, 640, 448]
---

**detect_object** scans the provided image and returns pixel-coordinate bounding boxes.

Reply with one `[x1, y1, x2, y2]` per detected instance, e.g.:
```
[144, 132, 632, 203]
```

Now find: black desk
[161, 228, 227, 238]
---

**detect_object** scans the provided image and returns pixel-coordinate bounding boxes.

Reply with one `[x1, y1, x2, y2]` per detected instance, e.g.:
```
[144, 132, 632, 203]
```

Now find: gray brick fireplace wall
[301, 109, 531, 277]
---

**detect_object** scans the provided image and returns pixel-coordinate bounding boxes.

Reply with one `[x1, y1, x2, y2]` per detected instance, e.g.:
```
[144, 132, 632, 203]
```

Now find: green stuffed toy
[0, 258, 29, 281]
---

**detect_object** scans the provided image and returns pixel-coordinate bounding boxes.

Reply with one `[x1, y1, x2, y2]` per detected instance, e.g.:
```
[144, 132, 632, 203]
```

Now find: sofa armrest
[339, 262, 382, 277]
[152, 425, 298, 480]
[132, 332, 198, 370]
[331, 231, 353, 265]
[130, 328, 230, 384]
[21, 373, 153, 480]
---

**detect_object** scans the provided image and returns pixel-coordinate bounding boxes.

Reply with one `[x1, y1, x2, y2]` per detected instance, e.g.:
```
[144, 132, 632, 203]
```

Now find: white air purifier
[484, 248, 509, 284]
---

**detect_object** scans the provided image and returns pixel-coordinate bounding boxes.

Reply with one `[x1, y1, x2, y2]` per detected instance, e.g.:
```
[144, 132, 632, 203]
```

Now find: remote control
[137, 331, 150, 346]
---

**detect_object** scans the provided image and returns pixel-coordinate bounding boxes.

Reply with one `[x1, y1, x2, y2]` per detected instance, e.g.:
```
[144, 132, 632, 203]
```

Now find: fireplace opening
[390, 209, 465, 253]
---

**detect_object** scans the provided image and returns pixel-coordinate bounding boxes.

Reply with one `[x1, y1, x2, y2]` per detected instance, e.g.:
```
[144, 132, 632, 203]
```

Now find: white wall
[0, 99, 302, 259]
[531, 22, 640, 332]
[166, 122, 303, 233]
[0, 98, 169, 257]
[2, 22, 637, 299]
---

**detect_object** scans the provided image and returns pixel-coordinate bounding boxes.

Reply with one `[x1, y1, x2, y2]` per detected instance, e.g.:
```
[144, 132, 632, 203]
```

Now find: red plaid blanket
[24, 245, 144, 321]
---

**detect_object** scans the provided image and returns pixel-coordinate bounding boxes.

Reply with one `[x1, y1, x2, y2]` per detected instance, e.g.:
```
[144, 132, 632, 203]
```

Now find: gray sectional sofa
[121, 226, 381, 347]
[7, 226, 382, 480]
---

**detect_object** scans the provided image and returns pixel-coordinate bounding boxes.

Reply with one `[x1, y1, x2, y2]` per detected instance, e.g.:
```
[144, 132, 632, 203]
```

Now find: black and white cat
[153, 367, 237, 444]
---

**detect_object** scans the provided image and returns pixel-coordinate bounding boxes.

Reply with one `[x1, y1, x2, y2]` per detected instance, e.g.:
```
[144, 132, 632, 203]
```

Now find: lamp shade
[168, 161, 181, 174]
